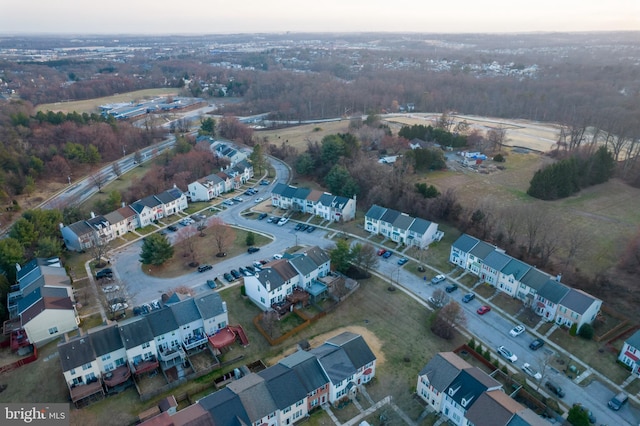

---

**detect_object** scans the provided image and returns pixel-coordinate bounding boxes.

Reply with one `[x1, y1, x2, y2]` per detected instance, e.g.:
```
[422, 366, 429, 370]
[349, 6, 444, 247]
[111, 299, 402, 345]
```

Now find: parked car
[608, 392, 628, 411]
[111, 302, 128, 312]
[397, 257, 409, 265]
[497, 345, 518, 363]
[230, 269, 240, 279]
[294, 223, 304, 231]
[223, 199, 234, 206]
[510, 324, 526, 337]
[267, 216, 277, 223]
[545, 381, 565, 398]
[223, 273, 233, 282]
[445, 284, 458, 293]
[260, 179, 270, 185]
[258, 213, 268, 220]
[206, 279, 217, 289]
[382, 251, 392, 259]
[461, 293, 475, 303]
[273, 254, 283, 259]
[431, 274, 446, 284]
[529, 338, 545, 351]
[277, 217, 289, 226]
[377, 248, 387, 256]
[245, 265, 255, 273]
[306, 225, 316, 233]
[96, 268, 113, 279]
[247, 246, 260, 254]
[253, 261, 263, 269]
[102, 285, 119, 293]
[255, 197, 265, 203]
[215, 252, 227, 258]
[476, 305, 491, 315]
[521, 363, 542, 380]
[167, 225, 178, 232]
[232, 197, 243, 202]
[197, 264, 213, 272]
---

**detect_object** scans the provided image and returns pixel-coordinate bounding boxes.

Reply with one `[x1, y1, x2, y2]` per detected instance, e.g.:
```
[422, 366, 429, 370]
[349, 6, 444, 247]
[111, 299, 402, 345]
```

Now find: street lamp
[67, 175, 71, 185]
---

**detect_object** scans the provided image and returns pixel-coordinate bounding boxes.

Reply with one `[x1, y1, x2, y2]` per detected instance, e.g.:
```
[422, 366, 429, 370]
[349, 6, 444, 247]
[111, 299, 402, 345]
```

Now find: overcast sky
[1, 0, 638, 35]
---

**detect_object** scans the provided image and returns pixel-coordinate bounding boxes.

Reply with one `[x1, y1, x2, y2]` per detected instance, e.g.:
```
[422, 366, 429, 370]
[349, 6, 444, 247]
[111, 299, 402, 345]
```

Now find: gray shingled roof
[282, 185, 298, 199]
[258, 364, 307, 410]
[198, 387, 250, 426]
[501, 258, 531, 281]
[418, 353, 469, 392]
[465, 392, 514, 426]
[318, 193, 335, 206]
[256, 268, 286, 291]
[169, 298, 201, 326]
[519, 268, 550, 292]
[301, 246, 330, 267]
[365, 204, 387, 220]
[59, 335, 96, 372]
[288, 254, 318, 276]
[408, 217, 432, 235]
[292, 187, 311, 200]
[537, 280, 570, 304]
[380, 208, 401, 225]
[445, 368, 500, 410]
[452, 234, 480, 253]
[145, 308, 179, 337]
[309, 343, 354, 384]
[118, 317, 154, 349]
[559, 288, 598, 315]
[392, 213, 414, 232]
[278, 350, 329, 394]
[625, 330, 640, 350]
[227, 373, 278, 422]
[88, 324, 124, 357]
[483, 251, 512, 272]
[194, 292, 226, 320]
[271, 182, 288, 196]
[328, 332, 376, 372]
[66, 220, 94, 238]
[469, 241, 496, 260]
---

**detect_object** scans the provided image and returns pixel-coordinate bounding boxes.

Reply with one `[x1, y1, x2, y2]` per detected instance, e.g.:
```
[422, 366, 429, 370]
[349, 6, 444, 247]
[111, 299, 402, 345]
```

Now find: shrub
[569, 323, 578, 336]
[492, 360, 500, 369]
[240, 285, 246, 296]
[501, 365, 508, 375]
[493, 153, 505, 162]
[468, 338, 476, 350]
[483, 349, 491, 362]
[578, 323, 594, 340]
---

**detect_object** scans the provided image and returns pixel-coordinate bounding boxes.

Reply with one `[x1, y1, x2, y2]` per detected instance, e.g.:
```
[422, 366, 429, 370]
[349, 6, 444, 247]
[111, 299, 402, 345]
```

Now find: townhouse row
[3, 257, 79, 348]
[364, 204, 444, 249]
[58, 292, 230, 405]
[618, 329, 640, 378]
[243, 246, 331, 311]
[270, 183, 357, 222]
[450, 234, 602, 329]
[417, 352, 549, 426]
[61, 159, 253, 252]
[139, 331, 377, 426]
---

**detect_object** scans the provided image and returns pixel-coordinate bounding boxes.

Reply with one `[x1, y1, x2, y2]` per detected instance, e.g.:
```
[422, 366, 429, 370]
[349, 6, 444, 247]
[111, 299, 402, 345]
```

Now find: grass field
[36, 88, 181, 114]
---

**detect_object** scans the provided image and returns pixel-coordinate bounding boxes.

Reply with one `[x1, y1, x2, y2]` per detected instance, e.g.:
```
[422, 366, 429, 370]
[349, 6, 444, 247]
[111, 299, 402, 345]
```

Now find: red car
[377, 248, 387, 256]
[477, 305, 491, 315]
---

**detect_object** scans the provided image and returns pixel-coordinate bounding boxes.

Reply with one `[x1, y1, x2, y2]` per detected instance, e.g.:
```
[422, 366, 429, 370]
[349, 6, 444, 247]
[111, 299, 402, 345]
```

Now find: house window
[70, 369, 76, 375]
[115, 358, 125, 367]
[101, 354, 111, 361]
[48, 327, 59, 335]
[82, 363, 92, 370]
[142, 342, 150, 349]
[296, 400, 303, 407]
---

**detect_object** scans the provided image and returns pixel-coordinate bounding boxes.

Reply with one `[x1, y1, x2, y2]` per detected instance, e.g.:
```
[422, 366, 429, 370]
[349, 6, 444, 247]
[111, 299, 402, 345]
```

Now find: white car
[277, 217, 289, 226]
[102, 285, 120, 293]
[111, 302, 129, 312]
[273, 254, 283, 260]
[254, 197, 264, 203]
[521, 363, 542, 380]
[509, 324, 525, 337]
[497, 345, 518, 363]
[428, 296, 444, 308]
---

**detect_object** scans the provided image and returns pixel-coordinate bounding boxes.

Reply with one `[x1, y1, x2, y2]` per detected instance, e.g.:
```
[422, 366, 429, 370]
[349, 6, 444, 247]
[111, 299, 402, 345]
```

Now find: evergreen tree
[140, 234, 174, 266]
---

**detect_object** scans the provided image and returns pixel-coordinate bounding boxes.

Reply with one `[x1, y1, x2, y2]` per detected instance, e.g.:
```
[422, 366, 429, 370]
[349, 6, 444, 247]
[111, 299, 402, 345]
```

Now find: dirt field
[36, 88, 181, 114]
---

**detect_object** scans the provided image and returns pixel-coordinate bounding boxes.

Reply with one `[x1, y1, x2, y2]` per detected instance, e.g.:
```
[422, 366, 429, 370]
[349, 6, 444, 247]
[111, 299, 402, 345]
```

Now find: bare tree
[431, 301, 466, 340]
[435, 111, 456, 132]
[209, 217, 236, 256]
[91, 172, 108, 193]
[89, 231, 112, 266]
[538, 222, 562, 267]
[262, 310, 279, 338]
[352, 243, 378, 272]
[562, 228, 587, 272]
[522, 206, 549, 257]
[431, 288, 447, 307]
[111, 162, 122, 180]
[487, 126, 508, 152]
[96, 277, 132, 321]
